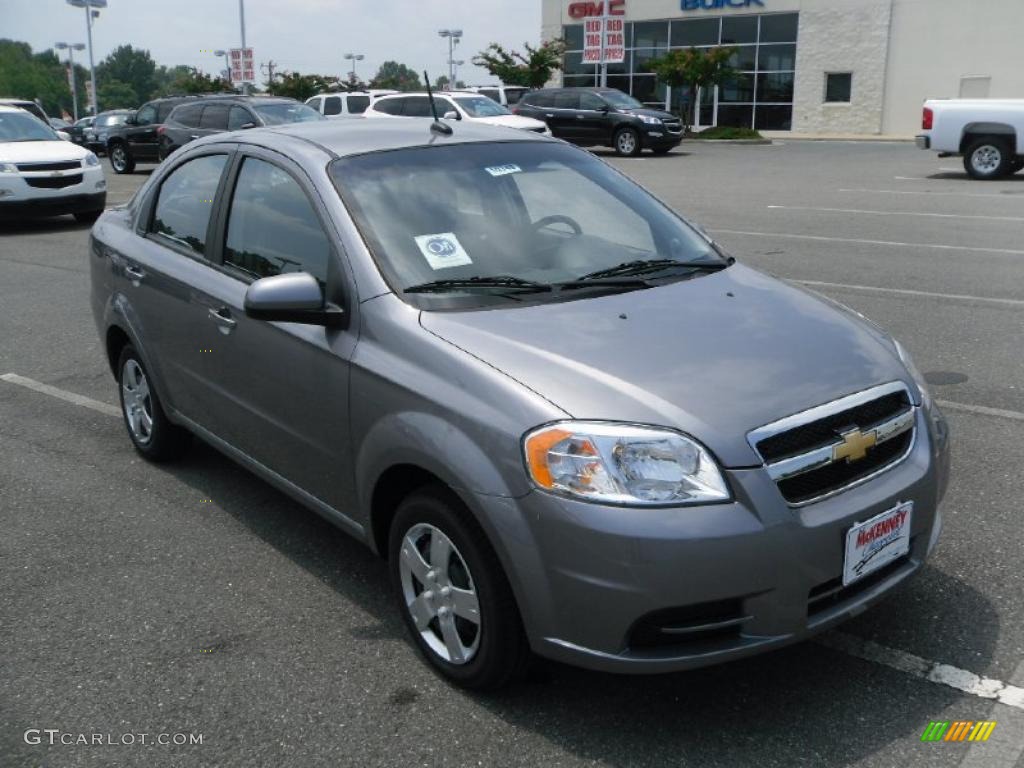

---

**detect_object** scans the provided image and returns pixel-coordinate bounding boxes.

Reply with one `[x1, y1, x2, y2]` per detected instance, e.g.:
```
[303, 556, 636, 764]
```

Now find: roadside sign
[582, 16, 624, 65]
[229, 47, 255, 84]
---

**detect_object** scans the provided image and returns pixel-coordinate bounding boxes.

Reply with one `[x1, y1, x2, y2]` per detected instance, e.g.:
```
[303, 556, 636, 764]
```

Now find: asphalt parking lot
[2, 142, 1023, 768]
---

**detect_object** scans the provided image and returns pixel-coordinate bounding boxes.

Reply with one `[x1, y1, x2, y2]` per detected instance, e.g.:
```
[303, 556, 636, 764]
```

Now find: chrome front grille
[748, 382, 916, 506]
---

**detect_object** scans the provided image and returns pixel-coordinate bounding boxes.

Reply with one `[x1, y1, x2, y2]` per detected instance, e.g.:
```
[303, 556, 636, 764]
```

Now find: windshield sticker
[484, 163, 522, 177]
[414, 232, 473, 270]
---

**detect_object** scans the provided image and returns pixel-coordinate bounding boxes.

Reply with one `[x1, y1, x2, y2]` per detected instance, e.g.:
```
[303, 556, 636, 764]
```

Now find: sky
[3, 0, 542, 86]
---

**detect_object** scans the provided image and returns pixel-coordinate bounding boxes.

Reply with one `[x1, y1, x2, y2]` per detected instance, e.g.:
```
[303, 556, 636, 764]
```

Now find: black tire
[388, 485, 530, 690]
[109, 143, 136, 174]
[116, 344, 189, 461]
[613, 127, 642, 157]
[73, 209, 103, 224]
[963, 137, 1012, 180]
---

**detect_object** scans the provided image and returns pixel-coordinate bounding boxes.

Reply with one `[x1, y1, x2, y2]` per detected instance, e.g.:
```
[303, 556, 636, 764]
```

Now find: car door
[196, 103, 229, 140]
[227, 105, 256, 131]
[549, 92, 581, 138]
[577, 92, 611, 142]
[187, 149, 358, 511]
[128, 102, 159, 159]
[119, 149, 234, 419]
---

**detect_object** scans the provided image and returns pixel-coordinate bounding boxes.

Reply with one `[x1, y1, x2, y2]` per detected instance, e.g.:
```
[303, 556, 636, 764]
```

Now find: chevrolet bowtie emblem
[833, 427, 878, 463]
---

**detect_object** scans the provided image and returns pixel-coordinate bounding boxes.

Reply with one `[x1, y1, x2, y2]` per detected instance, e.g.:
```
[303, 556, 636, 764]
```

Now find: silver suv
[90, 119, 950, 689]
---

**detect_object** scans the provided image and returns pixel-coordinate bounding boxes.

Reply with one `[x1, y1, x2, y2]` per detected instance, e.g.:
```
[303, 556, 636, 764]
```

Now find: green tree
[96, 45, 158, 105]
[472, 39, 567, 89]
[97, 78, 138, 109]
[265, 72, 332, 101]
[370, 61, 422, 92]
[0, 40, 75, 117]
[167, 68, 232, 95]
[647, 46, 736, 130]
[341, 73, 368, 92]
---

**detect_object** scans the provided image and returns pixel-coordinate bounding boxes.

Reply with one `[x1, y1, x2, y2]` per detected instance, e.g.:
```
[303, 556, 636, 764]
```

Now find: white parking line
[935, 400, 1024, 423]
[839, 188, 1020, 199]
[0, 373, 120, 417]
[818, 632, 1024, 711]
[960, 660, 1024, 767]
[794, 279, 1024, 308]
[712, 228, 1024, 257]
[767, 205, 1024, 223]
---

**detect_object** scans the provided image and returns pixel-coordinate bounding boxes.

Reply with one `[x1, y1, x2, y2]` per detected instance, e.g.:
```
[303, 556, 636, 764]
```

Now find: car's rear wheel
[963, 137, 1012, 180]
[389, 485, 529, 690]
[614, 127, 642, 157]
[109, 143, 135, 174]
[117, 345, 189, 461]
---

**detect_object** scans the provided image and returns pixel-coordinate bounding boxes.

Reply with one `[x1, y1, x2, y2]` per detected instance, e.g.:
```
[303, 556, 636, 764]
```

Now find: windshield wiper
[404, 275, 552, 294]
[575, 258, 729, 281]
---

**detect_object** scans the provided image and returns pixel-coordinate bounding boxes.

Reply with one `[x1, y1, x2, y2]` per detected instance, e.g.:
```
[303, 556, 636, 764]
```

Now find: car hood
[471, 114, 547, 131]
[0, 139, 89, 163]
[419, 265, 911, 468]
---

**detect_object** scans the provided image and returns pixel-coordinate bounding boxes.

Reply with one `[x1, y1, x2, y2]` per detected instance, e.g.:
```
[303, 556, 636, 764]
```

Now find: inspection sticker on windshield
[484, 163, 521, 177]
[842, 501, 912, 586]
[414, 232, 473, 270]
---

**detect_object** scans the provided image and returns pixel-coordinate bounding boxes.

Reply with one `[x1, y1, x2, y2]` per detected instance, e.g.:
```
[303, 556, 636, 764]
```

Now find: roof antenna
[424, 71, 453, 136]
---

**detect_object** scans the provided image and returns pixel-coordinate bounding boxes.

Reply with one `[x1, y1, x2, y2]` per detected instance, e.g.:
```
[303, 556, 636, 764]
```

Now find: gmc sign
[568, 0, 625, 19]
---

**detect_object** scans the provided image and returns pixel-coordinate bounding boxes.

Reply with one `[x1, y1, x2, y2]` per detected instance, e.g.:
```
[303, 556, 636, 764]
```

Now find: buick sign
[681, 0, 764, 9]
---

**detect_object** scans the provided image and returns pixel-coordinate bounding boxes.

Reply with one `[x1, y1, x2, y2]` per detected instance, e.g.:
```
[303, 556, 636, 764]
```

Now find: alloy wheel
[972, 145, 1002, 175]
[617, 130, 637, 155]
[121, 359, 154, 444]
[399, 523, 481, 664]
[111, 146, 126, 172]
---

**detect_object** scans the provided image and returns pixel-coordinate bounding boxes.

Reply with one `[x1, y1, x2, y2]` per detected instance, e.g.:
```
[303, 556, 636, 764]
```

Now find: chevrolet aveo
[90, 119, 950, 689]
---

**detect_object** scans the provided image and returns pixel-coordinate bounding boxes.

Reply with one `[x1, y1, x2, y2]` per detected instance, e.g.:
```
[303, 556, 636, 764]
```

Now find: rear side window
[402, 97, 433, 117]
[524, 92, 553, 108]
[173, 104, 203, 127]
[228, 106, 253, 131]
[156, 101, 177, 122]
[324, 96, 342, 116]
[224, 157, 331, 285]
[199, 104, 229, 130]
[346, 95, 370, 114]
[151, 154, 228, 256]
[479, 89, 500, 102]
[373, 98, 404, 115]
[553, 93, 579, 109]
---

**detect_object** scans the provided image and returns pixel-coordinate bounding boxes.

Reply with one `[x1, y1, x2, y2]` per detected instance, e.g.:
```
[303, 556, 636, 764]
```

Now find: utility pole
[56, 42, 86, 120]
[261, 61, 277, 88]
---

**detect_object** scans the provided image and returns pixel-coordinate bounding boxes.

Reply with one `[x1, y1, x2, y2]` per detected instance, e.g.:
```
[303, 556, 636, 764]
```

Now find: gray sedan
[89, 119, 950, 689]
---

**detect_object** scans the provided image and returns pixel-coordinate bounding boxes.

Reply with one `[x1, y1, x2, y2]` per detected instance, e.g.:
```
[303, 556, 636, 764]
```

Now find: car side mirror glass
[243, 272, 345, 327]
[443, 110, 460, 120]
[239, 122, 257, 129]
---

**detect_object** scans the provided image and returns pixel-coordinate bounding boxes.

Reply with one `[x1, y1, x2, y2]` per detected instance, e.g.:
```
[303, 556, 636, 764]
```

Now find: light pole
[66, 0, 106, 116]
[55, 42, 86, 120]
[214, 49, 232, 84]
[343, 53, 365, 83]
[449, 59, 464, 88]
[238, 0, 249, 95]
[438, 29, 463, 86]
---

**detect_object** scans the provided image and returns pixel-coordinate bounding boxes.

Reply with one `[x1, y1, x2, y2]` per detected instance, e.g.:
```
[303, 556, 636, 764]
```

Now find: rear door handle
[576, 114, 585, 119]
[208, 307, 237, 334]
[189, 134, 199, 140]
[124, 264, 145, 283]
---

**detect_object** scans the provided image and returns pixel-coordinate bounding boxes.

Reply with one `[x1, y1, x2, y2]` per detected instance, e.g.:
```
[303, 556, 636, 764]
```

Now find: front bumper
[642, 126, 683, 149]
[0, 191, 106, 219]
[477, 403, 949, 674]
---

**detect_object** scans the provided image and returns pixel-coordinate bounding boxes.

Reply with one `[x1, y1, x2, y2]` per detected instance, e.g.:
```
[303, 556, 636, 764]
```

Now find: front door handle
[208, 307, 237, 334]
[576, 114, 585, 119]
[124, 264, 145, 284]
[189, 134, 199, 140]
[545, 113, 554, 118]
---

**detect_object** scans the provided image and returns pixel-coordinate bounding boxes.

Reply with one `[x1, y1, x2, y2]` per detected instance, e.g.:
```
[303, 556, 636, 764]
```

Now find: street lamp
[213, 49, 232, 84]
[343, 53, 365, 82]
[55, 42, 86, 121]
[66, 0, 106, 116]
[438, 29, 463, 86]
[449, 59, 465, 88]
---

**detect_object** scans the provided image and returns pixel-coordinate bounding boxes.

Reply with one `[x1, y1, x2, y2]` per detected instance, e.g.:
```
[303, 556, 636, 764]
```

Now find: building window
[824, 72, 853, 103]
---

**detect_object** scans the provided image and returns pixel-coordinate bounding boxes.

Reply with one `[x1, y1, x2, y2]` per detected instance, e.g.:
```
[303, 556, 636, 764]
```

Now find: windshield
[454, 96, 510, 118]
[0, 111, 59, 142]
[254, 103, 325, 125]
[330, 142, 723, 309]
[602, 91, 645, 110]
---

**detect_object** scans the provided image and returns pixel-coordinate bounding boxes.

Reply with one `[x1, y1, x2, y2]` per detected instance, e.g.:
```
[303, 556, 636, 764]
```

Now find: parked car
[0, 105, 105, 222]
[464, 85, 530, 108]
[105, 96, 201, 174]
[365, 91, 549, 134]
[305, 90, 397, 118]
[66, 116, 95, 146]
[0, 98, 49, 124]
[515, 87, 683, 156]
[916, 98, 1024, 180]
[89, 119, 949, 690]
[86, 110, 133, 155]
[158, 96, 324, 158]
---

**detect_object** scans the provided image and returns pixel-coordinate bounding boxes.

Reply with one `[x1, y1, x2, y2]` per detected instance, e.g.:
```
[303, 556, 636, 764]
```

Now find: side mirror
[599, 105, 610, 113]
[442, 110, 461, 120]
[239, 122, 257, 129]
[243, 272, 345, 327]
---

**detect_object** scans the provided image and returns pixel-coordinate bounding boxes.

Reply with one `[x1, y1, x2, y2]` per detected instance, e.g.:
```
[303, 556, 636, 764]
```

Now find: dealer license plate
[842, 502, 913, 586]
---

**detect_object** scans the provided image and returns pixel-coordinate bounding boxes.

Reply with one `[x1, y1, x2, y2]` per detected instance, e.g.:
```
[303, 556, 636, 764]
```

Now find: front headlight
[638, 115, 663, 125]
[83, 152, 99, 167]
[0, 162, 17, 173]
[894, 340, 930, 404]
[523, 421, 730, 506]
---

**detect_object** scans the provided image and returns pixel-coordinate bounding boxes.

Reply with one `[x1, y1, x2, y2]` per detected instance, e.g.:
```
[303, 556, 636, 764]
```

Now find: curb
[678, 138, 773, 145]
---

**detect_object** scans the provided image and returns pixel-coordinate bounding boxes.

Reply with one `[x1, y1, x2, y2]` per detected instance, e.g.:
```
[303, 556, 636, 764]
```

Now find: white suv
[364, 91, 550, 134]
[463, 85, 530, 108]
[0, 105, 106, 222]
[305, 90, 397, 119]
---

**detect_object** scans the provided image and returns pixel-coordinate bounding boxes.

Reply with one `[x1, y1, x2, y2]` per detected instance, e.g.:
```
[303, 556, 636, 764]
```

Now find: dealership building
[541, 0, 1024, 135]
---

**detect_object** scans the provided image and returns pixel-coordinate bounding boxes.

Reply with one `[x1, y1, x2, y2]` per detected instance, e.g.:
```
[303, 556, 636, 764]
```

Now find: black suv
[158, 96, 324, 159]
[105, 96, 200, 174]
[514, 87, 682, 156]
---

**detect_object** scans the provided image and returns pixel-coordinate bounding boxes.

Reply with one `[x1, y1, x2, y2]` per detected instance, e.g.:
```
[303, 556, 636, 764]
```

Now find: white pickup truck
[916, 99, 1024, 180]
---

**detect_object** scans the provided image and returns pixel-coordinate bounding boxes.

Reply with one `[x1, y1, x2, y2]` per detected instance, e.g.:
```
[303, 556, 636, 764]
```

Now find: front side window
[346, 95, 370, 114]
[330, 142, 722, 309]
[135, 104, 157, 126]
[552, 93, 579, 110]
[224, 157, 330, 285]
[825, 72, 853, 103]
[253, 103, 324, 125]
[453, 96, 509, 118]
[324, 96, 342, 116]
[579, 93, 606, 111]
[199, 104, 229, 130]
[228, 106, 253, 130]
[151, 154, 227, 256]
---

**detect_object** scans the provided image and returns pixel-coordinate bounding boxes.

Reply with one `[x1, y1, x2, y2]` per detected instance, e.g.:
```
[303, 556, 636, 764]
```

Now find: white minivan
[305, 90, 398, 119]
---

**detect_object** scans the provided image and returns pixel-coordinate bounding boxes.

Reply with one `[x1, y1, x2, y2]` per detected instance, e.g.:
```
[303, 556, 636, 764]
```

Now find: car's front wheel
[613, 127, 642, 157]
[389, 485, 529, 690]
[963, 137, 1012, 180]
[109, 143, 136, 174]
[117, 345, 189, 461]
